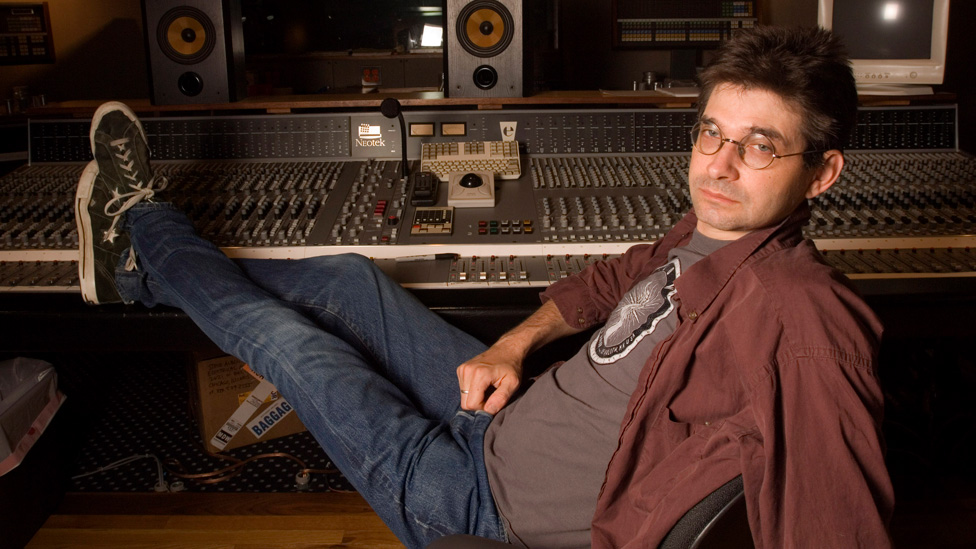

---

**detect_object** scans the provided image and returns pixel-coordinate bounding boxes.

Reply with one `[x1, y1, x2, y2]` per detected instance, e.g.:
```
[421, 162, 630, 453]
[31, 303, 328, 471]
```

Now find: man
[75, 26, 892, 548]
[584, 28, 894, 547]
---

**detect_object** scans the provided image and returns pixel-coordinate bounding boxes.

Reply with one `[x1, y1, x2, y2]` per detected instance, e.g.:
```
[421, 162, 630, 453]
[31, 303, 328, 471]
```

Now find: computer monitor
[421, 25, 443, 48]
[818, 0, 950, 95]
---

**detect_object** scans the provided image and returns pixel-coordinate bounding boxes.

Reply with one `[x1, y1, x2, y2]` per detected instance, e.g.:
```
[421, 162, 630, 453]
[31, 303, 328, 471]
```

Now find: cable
[163, 447, 344, 490]
[72, 448, 347, 492]
[71, 453, 169, 492]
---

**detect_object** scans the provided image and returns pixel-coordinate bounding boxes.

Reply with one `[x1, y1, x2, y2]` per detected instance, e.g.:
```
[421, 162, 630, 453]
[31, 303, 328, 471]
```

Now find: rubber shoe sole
[75, 160, 125, 304]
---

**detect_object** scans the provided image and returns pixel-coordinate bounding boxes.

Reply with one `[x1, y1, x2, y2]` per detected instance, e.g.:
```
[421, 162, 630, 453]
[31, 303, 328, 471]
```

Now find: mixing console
[1, 105, 974, 296]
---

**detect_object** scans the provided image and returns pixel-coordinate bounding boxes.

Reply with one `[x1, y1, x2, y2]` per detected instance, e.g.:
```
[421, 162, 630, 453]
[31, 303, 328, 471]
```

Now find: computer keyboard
[420, 141, 521, 181]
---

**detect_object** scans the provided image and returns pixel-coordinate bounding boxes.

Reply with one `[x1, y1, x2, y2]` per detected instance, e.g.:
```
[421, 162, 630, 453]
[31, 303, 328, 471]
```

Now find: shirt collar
[672, 202, 811, 322]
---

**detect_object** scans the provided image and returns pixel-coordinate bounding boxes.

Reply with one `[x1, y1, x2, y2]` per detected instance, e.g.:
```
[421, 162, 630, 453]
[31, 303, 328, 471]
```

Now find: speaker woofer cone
[157, 6, 216, 64]
[456, 0, 514, 58]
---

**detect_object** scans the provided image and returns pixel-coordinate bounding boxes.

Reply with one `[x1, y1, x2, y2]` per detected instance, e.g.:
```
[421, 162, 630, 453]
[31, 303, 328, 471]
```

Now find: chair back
[428, 474, 754, 549]
[659, 474, 754, 549]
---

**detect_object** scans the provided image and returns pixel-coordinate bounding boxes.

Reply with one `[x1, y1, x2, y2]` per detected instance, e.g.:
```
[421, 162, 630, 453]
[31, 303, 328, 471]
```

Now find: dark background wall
[0, 0, 149, 102]
[0, 0, 972, 152]
[1, 0, 807, 99]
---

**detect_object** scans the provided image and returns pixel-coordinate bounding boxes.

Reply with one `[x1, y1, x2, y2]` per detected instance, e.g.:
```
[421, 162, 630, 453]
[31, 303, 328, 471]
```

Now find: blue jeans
[116, 203, 507, 549]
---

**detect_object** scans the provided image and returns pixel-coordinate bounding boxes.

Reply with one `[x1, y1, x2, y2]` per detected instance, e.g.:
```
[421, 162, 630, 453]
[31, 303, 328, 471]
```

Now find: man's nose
[706, 141, 741, 179]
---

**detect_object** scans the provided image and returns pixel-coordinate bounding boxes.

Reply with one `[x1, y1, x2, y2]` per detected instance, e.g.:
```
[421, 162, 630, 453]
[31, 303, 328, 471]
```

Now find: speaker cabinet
[141, 0, 245, 105]
[445, 0, 523, 98]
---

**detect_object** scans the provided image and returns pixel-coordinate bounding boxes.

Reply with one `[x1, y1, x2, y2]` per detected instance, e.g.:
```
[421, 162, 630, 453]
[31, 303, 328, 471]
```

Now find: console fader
[1, 105, 974, 295]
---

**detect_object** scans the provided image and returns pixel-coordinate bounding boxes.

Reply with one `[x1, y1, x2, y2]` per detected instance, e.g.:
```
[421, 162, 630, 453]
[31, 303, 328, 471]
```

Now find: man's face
[688, 83, 835, 240]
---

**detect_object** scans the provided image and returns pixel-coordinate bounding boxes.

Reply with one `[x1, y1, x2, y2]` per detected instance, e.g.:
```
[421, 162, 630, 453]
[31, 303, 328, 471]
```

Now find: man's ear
[804, 150, 845, 199]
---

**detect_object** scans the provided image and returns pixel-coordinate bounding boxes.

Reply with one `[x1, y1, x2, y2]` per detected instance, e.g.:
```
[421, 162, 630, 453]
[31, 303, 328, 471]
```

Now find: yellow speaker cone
[166, 15, 207, 56]
[465, 8, 506, 50]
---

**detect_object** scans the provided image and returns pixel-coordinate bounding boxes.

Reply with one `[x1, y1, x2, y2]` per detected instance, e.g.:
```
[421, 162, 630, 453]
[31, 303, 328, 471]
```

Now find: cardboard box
[189, 355, 306, 453]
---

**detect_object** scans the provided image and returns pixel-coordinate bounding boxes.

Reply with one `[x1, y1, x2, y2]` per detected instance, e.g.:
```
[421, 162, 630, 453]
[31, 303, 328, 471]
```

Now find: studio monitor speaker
[445, 0, 523, 98]
[141, 0, 246, 105]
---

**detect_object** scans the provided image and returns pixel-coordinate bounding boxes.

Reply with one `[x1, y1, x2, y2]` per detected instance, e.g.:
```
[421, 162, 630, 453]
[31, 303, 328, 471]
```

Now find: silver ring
[460, 389, 470, 394]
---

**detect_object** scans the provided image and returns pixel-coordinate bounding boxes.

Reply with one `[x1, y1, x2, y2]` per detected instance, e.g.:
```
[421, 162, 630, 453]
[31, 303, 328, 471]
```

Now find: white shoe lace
[100, 137, 169, 244]
[124, 247, 138, 272]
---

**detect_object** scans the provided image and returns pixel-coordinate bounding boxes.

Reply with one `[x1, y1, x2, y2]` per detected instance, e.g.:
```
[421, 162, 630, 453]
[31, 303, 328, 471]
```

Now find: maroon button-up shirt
[541, 204, 893, 548]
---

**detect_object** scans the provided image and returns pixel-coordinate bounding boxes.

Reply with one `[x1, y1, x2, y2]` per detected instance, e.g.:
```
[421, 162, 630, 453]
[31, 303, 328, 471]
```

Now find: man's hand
[456, 343, 525, 414]
[454, 300, 583, 415]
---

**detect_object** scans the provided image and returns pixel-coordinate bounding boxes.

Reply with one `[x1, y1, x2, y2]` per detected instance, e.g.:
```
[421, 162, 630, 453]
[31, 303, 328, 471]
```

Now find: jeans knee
[307, 253, 381, 285]
[341, 252, 378, 272]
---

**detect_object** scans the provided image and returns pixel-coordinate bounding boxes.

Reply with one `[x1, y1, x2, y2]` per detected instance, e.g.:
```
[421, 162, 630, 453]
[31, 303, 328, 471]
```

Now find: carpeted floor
[10, 351, 354, 494]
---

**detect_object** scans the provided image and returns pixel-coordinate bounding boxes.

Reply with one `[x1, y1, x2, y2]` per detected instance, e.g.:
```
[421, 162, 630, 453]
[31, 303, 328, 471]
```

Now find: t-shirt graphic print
[589, 257, 680, 365]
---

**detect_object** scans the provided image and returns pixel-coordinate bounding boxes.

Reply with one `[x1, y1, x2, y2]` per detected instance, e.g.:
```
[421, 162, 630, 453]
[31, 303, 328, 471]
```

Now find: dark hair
[696, 26, 857, 168]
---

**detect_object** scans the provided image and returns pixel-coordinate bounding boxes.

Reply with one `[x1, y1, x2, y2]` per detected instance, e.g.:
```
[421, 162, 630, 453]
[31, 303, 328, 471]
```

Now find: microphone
[381, 97, 409, 178]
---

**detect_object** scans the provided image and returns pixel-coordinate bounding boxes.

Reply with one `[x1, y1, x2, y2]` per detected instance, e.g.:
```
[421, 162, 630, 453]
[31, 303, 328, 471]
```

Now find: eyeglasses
[690, 121, 820, 170]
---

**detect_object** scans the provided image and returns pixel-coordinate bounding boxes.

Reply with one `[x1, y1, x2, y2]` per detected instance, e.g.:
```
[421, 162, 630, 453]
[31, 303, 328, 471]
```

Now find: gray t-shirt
[483, 231, 728, 548]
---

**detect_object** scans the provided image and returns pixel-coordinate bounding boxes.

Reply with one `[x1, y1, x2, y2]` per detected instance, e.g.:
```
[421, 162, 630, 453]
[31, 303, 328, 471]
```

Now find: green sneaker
[89, 101, 166, 242]
[76, 102, 166, 304]
[76, 161, 127, 304]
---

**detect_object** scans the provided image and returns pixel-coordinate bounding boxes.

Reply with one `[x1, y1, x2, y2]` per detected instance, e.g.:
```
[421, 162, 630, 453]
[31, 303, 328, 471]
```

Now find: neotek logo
[358, 123, 382, 139]
[357, 123, 386, 147]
